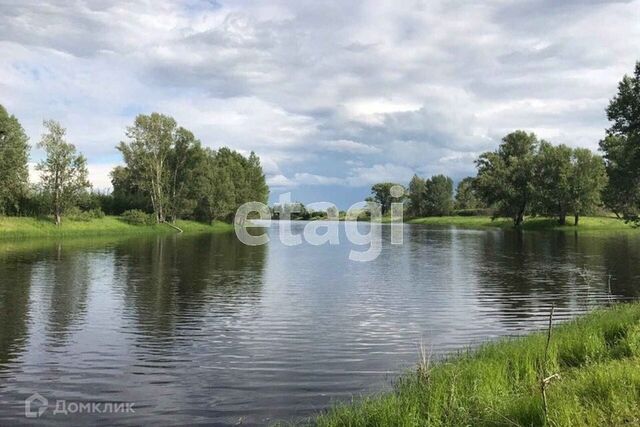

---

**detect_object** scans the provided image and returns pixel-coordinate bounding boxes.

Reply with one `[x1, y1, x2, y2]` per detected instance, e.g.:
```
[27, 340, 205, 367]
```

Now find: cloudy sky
[1, 0, 639, 207]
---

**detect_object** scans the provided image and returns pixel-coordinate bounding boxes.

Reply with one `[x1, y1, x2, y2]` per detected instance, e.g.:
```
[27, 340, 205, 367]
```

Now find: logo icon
[25, 393, 48, 418]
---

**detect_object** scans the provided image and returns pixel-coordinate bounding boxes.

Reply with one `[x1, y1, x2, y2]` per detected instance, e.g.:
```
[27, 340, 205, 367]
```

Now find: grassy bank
[317, 303, 640, 426]
[407, 215, 636, 232]
[0, 216, 233, 239]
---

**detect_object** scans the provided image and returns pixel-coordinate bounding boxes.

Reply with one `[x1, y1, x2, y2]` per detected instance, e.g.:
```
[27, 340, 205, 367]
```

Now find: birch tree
[118, 113, 176, 223]
[36, 120, 90, 225]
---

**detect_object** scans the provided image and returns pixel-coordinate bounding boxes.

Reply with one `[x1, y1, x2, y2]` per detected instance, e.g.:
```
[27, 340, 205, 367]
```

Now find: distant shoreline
[271, 215, 636, 233]
[0, 215, 635, 241]
[406, 215, 636, 232]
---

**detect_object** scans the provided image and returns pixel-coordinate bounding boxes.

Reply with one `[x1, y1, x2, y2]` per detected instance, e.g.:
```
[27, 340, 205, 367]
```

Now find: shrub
[454, 208, 494, 216]
[120, 209, 154, 225]
[65, 206, 105, 222]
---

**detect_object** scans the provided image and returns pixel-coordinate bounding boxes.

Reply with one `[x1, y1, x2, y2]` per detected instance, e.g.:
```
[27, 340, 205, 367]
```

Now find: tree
[118, 113, 176, 223]
[36, 120, 90, 225]
[533, 143, 607, 225]
[424, 174, 453, 216]
[454, 177, 480, 211]
[533, 142, 573, 224]
[599, 61, 640, 222]
[247, 151, 269, 204]
[475, 131, 538, 226]
[407, 175, 426, 217]
[0, 105, 30, 215]
[369, 182, 402, 215]
[191, 147, 267, 222]
[326, 205, 339, 219]
[166, 127, 204, 222]
[568, 148, 607, 226]
[194, 149, 236, 222]
[600, 135, 637, 217]
[110, 165, 149, 214]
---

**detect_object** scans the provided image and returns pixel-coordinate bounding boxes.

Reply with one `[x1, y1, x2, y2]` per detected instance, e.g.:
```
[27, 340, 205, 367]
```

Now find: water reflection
[0, 225, 638, 425]
[0, 248, 33, 368]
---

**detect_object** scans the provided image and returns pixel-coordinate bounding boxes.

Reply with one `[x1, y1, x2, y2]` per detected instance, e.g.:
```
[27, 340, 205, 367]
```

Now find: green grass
[316, 303, 640, 427]
[407, 215, 636, 233]
[0, 215, 233, 239]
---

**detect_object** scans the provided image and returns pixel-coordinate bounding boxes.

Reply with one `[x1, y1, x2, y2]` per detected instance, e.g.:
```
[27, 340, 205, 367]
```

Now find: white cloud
[28, 162, 115, 190]
[266, 174, 295, 188]
[345, 163, 415, 187]
[323, 139, 381, 154]
[3, 0, 640, 204]
[87, 163, 116, 190]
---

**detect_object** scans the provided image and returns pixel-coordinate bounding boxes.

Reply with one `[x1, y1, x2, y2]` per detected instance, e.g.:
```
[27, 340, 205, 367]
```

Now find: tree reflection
[0, 249, 33, 369]
[114, 232, 267, 341]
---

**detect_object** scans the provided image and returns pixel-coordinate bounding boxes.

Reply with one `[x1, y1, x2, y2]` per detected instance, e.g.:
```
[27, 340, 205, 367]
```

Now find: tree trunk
[574, 213, 579, 226]
[514, 211, 524, 227]
[558, 215, 566, 225]
[514, 205, 525, 227]
[54, 188, 61, 226]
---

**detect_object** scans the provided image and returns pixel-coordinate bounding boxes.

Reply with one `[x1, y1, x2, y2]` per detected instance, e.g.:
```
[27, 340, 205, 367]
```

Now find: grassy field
[0, 216, 234, 239]
[317, 303, 640, 426]
[407, 215, 636, 232]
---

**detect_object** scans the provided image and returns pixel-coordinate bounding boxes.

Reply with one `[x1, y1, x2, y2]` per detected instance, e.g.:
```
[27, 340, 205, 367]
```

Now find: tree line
[367, 61, 640, 227]
[0, 110, 268, 225]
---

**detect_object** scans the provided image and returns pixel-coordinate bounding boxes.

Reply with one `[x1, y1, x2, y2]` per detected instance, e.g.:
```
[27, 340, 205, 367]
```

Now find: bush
[120, 209, 154, 225]
[65, 206, 105, 221]
[454, 208, 494, 216]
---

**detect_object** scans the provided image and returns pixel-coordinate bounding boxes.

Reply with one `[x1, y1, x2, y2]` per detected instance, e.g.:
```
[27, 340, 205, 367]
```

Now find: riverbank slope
[0, 216, 234, 239]
[317, 303, 640, 426]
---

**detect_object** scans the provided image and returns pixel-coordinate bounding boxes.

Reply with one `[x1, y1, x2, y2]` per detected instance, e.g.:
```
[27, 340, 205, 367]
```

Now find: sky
[1, 0, 639, 208]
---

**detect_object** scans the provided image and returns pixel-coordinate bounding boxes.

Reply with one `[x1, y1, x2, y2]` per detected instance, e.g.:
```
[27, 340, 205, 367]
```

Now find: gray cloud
[1, 0, 638, 205]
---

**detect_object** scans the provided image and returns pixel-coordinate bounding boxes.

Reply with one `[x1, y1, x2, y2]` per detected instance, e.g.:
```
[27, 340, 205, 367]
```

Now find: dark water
[0, 222, 639, 425]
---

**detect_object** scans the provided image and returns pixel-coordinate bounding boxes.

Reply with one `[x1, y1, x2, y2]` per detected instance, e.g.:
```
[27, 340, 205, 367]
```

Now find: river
[0, 222, 638, 425]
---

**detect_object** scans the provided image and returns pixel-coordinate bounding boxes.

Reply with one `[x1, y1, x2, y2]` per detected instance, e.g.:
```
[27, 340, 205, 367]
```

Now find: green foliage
[532, 142, 607, 226]
[424, 174, 453, 216]
[407, 175, 426, 216]
[600, 135, 638, 218]
[600, 61, 640, 224]
[368, 182, 404, 215]
[271, 202, 310, 220]
[0, 104, 30, 215]
[117, 114, 269, 225]
[118, 113, 177, 223]
[453, 208, 493, 216]
[65, 206, 105, 221]
[569, 148, 608, 225]
[109, 165, 150, 214]
[120, 209, 154, 225]
[454, 177, 480, 210]
[532, 142, 574, 223]
[317, 303, 640, 427]
[475, 130, 538, 226]
[36, 120, 91, 225]
[192, 147, 268, 223]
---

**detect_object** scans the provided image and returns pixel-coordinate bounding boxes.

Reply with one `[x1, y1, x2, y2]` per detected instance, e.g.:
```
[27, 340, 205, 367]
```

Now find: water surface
[0, 222, 639, 425]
